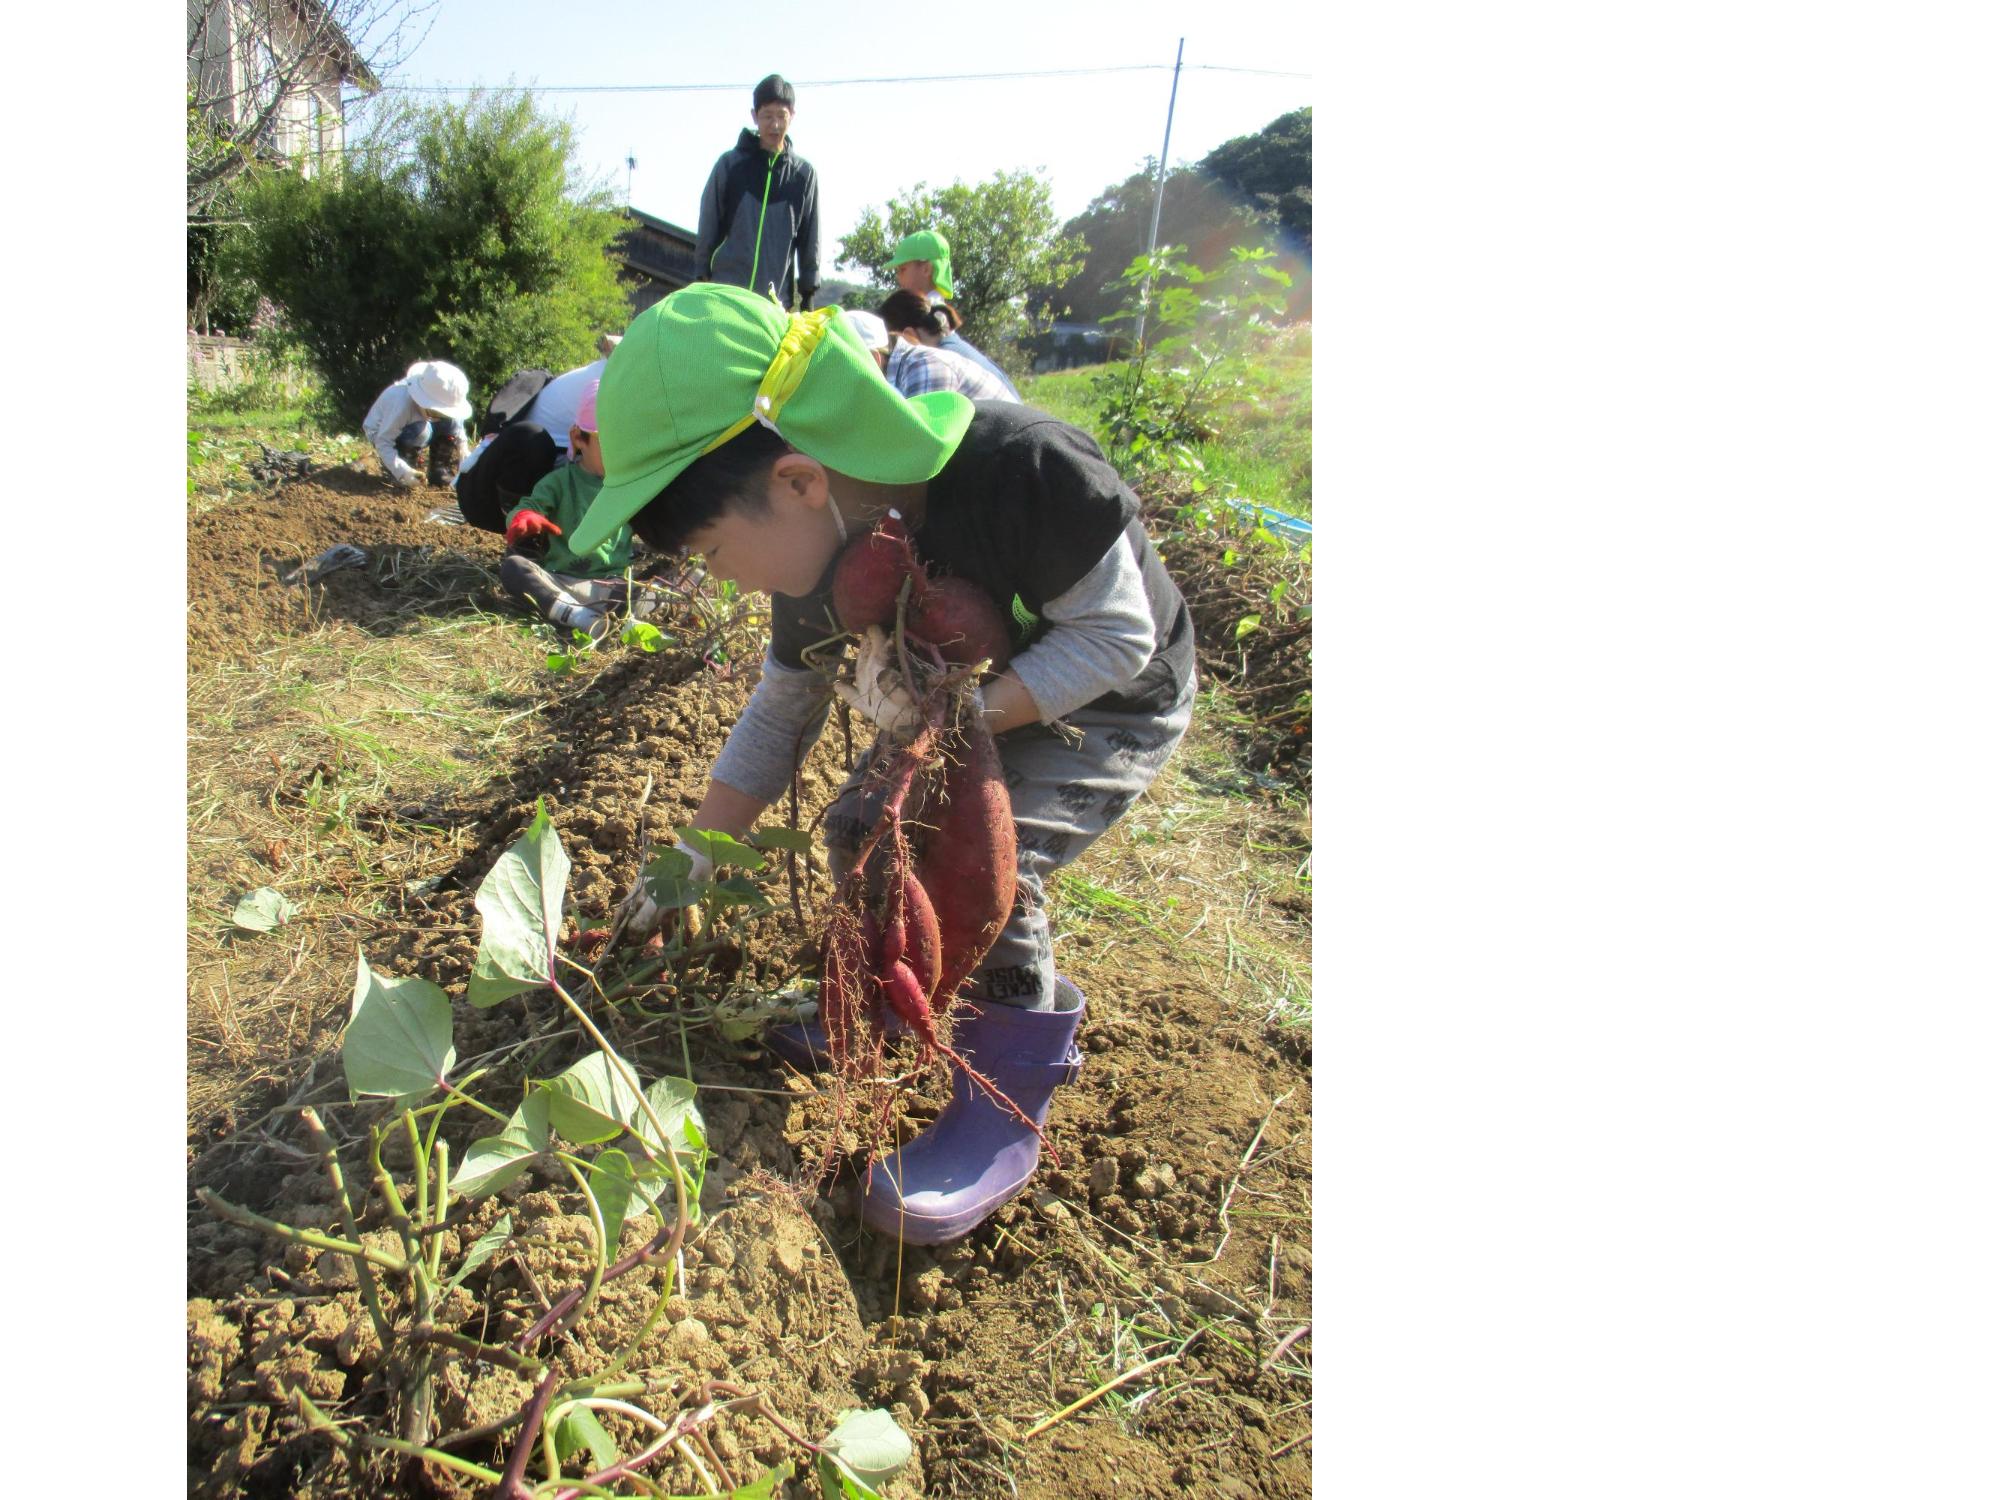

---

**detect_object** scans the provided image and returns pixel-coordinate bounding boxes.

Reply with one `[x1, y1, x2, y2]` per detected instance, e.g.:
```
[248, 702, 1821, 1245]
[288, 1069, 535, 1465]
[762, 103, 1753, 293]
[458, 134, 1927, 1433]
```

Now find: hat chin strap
[826, 490, 850, 545]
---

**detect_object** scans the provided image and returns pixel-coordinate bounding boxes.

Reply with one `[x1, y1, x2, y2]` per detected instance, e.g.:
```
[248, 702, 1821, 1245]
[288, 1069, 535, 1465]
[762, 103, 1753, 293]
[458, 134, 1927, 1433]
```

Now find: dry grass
[1048, 705, 1312, 1031]
[184, 592, 577, 1165]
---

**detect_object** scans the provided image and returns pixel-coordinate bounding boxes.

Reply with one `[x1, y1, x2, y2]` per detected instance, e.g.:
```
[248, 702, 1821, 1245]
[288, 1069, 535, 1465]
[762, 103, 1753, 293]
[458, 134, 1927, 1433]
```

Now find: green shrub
[1091, 244, 1293, 483]
[234, 90, 630, 431]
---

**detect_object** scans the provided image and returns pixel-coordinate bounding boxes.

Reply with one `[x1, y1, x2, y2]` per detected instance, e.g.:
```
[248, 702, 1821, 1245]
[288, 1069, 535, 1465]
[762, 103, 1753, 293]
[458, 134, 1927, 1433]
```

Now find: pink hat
[575, 378, 601, 433]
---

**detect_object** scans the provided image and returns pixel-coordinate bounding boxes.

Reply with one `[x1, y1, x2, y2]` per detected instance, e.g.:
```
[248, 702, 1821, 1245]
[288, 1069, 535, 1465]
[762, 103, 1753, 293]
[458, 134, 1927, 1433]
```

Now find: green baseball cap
[887, 230, 954, 299]
[570, 283, 973, 555]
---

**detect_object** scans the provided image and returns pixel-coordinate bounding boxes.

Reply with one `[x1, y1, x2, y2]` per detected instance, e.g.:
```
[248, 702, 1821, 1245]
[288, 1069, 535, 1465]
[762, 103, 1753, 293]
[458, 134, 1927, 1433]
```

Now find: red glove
[505, 510, 563, 548]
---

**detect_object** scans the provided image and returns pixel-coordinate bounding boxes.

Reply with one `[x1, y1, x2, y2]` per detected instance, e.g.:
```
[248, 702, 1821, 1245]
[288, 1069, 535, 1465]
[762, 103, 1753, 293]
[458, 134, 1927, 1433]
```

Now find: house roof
[294, 0, 379, 91]
[623, 206, 697, 243]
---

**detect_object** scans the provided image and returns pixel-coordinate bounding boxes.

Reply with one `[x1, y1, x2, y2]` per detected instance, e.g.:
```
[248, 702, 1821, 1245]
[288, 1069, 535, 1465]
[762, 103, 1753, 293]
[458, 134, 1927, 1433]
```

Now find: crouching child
[361, 360, 473, 487]
[497, 380, 636, 640]
[565, 285, 1197, 1245]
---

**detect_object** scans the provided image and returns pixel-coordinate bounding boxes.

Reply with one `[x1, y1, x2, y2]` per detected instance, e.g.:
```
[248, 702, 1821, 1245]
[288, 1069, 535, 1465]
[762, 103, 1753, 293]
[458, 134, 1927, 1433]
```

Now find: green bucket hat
[571, 283, 973, 555]
[887, 229, 954, 299]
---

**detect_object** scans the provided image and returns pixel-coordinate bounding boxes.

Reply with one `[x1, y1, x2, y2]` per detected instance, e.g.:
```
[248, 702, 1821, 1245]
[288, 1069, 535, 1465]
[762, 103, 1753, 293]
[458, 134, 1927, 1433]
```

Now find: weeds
[1091, 243, 1293, 490]
[200, 807, 915, 1497]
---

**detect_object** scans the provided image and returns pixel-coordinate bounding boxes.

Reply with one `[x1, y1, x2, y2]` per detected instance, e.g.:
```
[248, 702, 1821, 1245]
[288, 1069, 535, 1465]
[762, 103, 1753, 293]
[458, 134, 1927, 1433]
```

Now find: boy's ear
[769, 451, 829, 510]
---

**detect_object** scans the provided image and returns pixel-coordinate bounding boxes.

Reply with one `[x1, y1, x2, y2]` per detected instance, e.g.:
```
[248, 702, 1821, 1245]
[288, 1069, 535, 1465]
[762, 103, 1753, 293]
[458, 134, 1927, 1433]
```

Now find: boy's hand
[615, 838, 716, 937]
[506, 510, 563, 548]
[834, 627, 925, 742]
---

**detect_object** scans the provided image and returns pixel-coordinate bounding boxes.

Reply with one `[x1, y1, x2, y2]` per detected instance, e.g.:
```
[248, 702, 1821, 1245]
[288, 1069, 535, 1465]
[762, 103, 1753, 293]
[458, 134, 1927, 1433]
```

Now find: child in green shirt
[497, 380, 635, 638]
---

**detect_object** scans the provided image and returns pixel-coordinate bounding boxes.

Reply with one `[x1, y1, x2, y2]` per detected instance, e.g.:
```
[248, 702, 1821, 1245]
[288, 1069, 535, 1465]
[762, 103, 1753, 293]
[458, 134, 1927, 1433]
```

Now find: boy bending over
[567, 286, 1195, 1245]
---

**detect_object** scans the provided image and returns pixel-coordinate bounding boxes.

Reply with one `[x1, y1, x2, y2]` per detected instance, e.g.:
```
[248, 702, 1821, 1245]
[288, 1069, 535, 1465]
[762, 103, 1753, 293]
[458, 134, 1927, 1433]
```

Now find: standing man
[695, 73, 819, 312]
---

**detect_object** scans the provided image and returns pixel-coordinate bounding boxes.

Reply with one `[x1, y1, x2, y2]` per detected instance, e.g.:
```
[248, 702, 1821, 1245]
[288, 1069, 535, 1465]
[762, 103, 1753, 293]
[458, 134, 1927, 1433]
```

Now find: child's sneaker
[552, 599, 609, 641]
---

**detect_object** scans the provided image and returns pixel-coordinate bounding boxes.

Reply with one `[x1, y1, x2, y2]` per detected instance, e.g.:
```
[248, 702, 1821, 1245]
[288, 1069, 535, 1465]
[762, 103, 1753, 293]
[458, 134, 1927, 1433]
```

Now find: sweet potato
[916, 715, 1018, 1008]
[814, 692, 1048, 1154]
[831, 509, 925, 633]
[891, 870, 942, 1000]
[876, 959, 935, 1043]
[908, 576, 1012, 670]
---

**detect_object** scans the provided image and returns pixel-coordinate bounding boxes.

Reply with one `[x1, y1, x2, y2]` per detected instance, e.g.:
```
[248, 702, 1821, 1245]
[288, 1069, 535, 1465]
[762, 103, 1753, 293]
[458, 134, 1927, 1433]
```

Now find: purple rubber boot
[860, 980, 1086, 1245]
[765, 1009, 911, 1073]
[763, 1017, 831, 1073]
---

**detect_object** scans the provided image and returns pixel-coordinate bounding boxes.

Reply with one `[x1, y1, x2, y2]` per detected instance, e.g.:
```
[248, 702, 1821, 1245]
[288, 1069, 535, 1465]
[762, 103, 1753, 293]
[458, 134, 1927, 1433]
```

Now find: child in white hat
[361, 360, 474, 487]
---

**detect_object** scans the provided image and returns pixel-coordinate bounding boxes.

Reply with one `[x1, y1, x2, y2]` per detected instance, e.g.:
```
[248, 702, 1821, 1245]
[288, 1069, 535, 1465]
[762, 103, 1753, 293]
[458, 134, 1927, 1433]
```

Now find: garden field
[185, 387, 1312, 1498]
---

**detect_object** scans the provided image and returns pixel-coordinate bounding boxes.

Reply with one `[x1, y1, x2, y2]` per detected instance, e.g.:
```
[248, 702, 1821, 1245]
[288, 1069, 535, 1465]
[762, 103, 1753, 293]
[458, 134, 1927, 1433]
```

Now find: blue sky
[369, 0, 1313, 278]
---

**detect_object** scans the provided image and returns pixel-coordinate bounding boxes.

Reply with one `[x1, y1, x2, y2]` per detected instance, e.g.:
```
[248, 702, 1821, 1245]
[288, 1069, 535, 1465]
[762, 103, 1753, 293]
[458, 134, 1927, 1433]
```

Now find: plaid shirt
[884, 340, 1017, 403]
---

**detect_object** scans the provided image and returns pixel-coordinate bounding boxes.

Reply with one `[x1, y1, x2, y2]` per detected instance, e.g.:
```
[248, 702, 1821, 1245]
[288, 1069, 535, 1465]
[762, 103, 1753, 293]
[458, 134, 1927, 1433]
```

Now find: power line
[377, 62, 1308, 95]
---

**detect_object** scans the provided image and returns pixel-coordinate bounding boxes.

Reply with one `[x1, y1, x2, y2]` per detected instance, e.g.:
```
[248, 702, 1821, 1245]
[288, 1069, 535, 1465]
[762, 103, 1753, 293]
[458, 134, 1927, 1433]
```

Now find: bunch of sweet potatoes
[816, 513, 1021, 1096]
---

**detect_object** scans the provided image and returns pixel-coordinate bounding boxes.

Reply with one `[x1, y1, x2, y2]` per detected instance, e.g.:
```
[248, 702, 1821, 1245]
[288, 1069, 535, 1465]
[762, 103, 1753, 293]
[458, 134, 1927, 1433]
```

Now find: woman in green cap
[884, 230, 1021, 399]
[574, 283, 1195, 1245]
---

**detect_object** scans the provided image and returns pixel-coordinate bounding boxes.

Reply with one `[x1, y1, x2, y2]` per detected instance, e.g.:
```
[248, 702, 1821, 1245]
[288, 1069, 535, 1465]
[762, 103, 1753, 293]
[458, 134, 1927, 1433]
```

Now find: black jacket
[694, 130, 819, 309]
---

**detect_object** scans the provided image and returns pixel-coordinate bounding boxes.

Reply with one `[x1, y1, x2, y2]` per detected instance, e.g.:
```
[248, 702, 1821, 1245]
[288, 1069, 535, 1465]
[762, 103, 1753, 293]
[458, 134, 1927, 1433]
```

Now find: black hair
[752, 74, 795, 111]
[630, 422, 791, 556]
[877, 290, 952, 339]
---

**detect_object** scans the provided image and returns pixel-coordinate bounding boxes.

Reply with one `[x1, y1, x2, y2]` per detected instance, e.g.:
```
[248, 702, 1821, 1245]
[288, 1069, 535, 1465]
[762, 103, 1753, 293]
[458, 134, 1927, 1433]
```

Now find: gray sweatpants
[497, 555, 633, 622]
[823, 678, 1196, 1010]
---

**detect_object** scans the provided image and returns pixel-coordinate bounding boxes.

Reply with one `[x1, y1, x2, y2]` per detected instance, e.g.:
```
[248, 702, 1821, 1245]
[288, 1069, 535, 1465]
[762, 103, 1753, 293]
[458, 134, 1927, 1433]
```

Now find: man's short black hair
[630, 423, 791, 556]
[753, 74, 795, 111]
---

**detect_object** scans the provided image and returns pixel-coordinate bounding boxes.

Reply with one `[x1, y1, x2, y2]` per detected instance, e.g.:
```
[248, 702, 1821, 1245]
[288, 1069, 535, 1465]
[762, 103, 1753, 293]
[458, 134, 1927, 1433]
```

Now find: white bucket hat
[403, 360, 474, 421]
[842, 309, 891, 354]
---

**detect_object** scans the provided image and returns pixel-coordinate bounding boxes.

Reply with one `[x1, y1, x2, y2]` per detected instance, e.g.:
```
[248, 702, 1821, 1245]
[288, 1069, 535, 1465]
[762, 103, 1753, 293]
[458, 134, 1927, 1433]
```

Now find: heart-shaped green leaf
[469, 802, 570, 1008]
[231, 886, 299, 933]
[342, 953, 455, 1103]
[641, 844, 702, 911]
[818, 1409, 911, 1490]
[677, 827, 766, 872]
[620, 620, 667, 653]
[552, 1405, 617, 1469]
[705, 874, 769, 911]
[536, 1052, 646, 1145]
[634, 1075, 707, 1162]
[449, 1093, 550, 1198]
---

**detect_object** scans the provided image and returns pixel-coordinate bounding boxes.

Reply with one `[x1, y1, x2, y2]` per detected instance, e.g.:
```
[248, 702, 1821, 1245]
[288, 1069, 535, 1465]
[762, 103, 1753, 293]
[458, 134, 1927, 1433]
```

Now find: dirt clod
[1088, 1157, 1121, 1198]
[1132, 1161, 1177, 1199]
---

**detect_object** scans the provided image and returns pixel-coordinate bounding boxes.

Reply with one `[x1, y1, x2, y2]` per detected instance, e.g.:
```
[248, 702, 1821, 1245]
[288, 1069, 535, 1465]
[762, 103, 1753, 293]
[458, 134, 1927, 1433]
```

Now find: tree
[1043, 161, 1266, 328]
[837, 170, 1086, 371]
[185, 0, 436, 219]
[1201, 107, 1312, 253]
[1045, 108, 1312, 328]
[233, 90, 632, 429]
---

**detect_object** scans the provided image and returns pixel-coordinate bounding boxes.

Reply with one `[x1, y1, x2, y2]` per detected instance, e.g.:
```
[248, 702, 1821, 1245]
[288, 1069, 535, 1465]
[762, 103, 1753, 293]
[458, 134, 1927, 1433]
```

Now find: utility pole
[625, 152, 636, 206]
[1134, 36, 1186, 349]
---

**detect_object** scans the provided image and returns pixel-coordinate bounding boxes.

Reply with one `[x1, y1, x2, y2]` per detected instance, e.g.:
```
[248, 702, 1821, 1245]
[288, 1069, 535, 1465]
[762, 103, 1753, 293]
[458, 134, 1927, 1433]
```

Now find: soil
[187, 471, 1312, 1497]
[188, 464, 515, 664]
